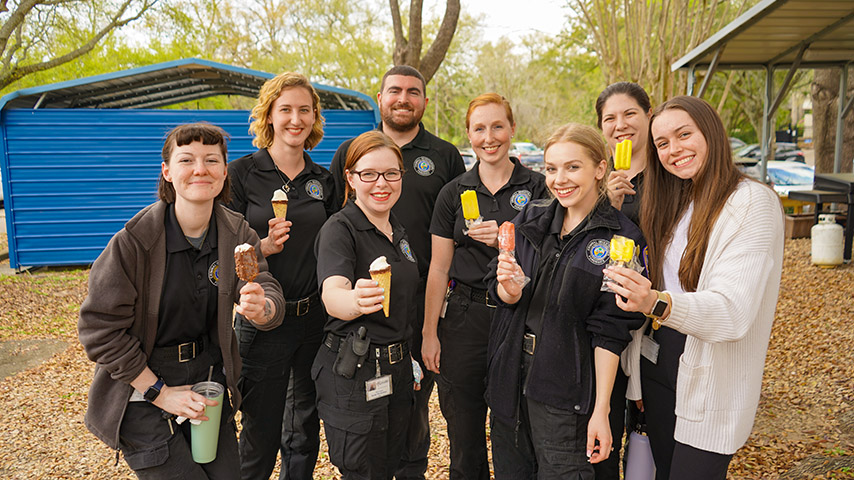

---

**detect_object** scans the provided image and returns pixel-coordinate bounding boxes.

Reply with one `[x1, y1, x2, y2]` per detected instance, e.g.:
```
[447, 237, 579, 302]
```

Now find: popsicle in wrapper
[234, 243, 258, 282]
[271, 188, 288, 219]
[498, 221, 515, 253]
[615, 139, 632, 170]
[460, 190, 482, 231]
[369, 256, 391, 317]
[601, 234, 642, 294]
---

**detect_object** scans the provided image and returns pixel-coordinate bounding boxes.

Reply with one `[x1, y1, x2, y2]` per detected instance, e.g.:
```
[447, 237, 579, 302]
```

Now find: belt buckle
[485, 291, 497, 308]
[178, 341, 196, 362]
[296, 297, 310, 316]
[388, 343, 404, 364]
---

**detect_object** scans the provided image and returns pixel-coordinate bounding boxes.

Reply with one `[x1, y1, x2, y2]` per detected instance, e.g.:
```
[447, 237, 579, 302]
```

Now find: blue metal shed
[0, 58, 379, 270]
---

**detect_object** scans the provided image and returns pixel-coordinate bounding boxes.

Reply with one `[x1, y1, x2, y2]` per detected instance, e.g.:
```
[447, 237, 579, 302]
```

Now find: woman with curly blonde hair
[227, 72, 338, 480]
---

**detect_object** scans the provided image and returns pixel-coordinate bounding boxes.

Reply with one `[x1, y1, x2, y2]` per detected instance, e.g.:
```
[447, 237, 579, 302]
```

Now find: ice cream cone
[272, 200, 288, 219]
[370, 267, 391, 317]
[271, 188, 289, 220]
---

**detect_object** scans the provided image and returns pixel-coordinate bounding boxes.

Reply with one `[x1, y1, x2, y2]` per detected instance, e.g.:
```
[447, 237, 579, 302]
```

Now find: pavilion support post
[697, 46, 724, 99]
[760, 65, 774, 183]
[687, 65, 696, 96]
[834, 63, 850, 173]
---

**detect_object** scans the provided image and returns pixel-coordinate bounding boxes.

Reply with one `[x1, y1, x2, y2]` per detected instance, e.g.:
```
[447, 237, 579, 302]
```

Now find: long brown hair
[640, 96, 744, 292]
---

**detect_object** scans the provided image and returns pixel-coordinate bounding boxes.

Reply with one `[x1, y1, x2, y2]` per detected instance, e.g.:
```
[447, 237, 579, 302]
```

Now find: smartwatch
[645, 290, 670, 329]
[143, 378, 165, 403]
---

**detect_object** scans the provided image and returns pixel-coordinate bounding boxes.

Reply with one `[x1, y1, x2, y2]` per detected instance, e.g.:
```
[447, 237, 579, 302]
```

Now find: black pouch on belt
[333, 326, 371, 379]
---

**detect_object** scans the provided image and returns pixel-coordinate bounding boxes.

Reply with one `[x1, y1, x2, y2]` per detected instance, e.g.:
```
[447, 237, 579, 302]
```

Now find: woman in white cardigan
[604, 95, 783, 479]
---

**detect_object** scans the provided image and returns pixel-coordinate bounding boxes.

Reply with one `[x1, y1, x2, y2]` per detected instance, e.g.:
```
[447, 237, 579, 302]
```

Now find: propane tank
[811, 214, 843, 268]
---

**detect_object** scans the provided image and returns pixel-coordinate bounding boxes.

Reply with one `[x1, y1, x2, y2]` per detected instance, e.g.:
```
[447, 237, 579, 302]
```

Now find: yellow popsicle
[461, 190, 480, 220]
[610, 235, 635, 263]
[615, 139, 632, 170]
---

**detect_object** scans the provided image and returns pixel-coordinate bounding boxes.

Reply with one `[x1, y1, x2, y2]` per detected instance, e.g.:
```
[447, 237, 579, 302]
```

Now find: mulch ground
[0, 238, 851, 479]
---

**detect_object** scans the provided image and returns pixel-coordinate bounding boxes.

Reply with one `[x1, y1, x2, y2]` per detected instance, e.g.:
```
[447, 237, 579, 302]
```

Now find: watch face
[652, 299, 668, 318]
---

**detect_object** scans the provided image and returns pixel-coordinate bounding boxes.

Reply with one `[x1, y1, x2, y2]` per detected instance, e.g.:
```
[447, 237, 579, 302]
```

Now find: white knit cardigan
[629, 179, 785, 455]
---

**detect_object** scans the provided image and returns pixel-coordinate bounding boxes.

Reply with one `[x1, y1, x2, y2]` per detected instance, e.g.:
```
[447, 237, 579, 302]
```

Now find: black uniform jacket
[485, 199, 646, 426]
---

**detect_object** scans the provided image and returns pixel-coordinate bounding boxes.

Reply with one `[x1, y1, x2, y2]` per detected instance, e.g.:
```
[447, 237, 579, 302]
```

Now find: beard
[381, 103, 422, 132]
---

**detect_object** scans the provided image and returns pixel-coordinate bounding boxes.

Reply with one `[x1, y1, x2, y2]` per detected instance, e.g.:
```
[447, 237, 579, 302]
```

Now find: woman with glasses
[313, 131, 422, 479]
[226, 72, 337, 480]
[421, 93, 546, 479]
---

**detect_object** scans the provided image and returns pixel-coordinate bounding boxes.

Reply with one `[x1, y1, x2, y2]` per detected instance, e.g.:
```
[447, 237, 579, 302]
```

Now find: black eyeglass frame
[349, 169, 404, 182]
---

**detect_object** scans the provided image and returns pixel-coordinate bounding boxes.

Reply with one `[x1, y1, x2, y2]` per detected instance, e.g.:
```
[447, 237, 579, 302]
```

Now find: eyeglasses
[350, 169, 403, 182]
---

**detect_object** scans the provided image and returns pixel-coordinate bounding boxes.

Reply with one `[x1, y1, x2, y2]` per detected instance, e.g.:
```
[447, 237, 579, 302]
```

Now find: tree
[811, 68, 854, 174]
[568, 0, 752, 106]
[0, 0, 156, 90]
[389, 0, 460, 83]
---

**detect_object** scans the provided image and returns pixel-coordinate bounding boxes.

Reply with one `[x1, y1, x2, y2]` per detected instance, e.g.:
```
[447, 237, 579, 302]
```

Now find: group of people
[78, 64, 785, 480]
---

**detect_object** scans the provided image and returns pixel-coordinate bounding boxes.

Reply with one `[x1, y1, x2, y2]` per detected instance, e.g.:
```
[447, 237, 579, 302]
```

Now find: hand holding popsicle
[497, 221, 530, 288]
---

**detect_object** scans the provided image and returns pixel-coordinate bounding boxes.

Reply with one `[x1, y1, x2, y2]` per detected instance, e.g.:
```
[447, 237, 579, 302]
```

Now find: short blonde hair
[249, 72, 324, 150]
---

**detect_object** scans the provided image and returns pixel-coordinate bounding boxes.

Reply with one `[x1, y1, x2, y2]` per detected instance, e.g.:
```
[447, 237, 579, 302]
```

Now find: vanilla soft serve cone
[369, 256, 391, 317]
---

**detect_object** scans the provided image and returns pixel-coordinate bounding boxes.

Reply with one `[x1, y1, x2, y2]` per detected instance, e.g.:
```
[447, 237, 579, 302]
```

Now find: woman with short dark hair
[79, 123, 284, 479]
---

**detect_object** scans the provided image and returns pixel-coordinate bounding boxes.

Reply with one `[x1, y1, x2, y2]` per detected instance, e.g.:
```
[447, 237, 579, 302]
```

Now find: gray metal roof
[0, 58, 377, 111]
[672, 0, 854, 71]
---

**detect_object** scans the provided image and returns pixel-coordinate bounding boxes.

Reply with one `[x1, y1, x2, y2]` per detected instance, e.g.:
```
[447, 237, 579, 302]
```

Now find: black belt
[150, 337, 206, 363]
[323, 333, 409, 364]
[523, 333, 536, 355]
[285, 292, 319, 317]
[452, 281, 496, 307]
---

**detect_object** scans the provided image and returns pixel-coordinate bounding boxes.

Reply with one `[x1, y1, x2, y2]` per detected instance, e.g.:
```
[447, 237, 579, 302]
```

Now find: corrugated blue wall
[1, 108, 376, 269]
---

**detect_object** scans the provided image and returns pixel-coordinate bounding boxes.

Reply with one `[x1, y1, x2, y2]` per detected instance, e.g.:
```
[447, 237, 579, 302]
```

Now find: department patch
[510, 190, 532, 211]
[208, 260, 220, 286]
[399, 238, 416, 263]
[413, 156, 435, 176]
[586, 239, 610, 265]
[305, 179, 324, 200]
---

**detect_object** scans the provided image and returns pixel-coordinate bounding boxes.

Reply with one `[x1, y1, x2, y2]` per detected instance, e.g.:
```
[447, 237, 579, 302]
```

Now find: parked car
[734, 143, 805, 163]
[738, 161, 814, 197]
[511, 142, 544, 172]
[459, 148, 476, 170]
[729, 137, 746, 151]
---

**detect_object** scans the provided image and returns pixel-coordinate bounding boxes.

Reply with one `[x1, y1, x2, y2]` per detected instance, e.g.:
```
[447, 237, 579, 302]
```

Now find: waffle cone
[370, 267, 391, 317]
[272, 200, 288, 220]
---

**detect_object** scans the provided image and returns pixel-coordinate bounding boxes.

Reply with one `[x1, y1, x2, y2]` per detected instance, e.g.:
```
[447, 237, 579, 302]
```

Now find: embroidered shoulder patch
[400, 238, 416, 263]
[586, 239, 610, 265]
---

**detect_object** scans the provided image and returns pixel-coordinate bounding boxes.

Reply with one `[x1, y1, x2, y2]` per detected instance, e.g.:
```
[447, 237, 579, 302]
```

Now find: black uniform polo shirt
[330, 123, 466, 277]
[227, 149, 337, 299]
[525, 205, 582, 337]
[430, 159, 547, 289]
[156, 203, 219, 347]
[314, 202, 420, 344]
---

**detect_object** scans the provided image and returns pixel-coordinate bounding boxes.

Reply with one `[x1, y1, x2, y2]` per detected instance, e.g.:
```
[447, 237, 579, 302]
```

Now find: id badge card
[366, 375, 392, 401]
[641, 333, 660, 365]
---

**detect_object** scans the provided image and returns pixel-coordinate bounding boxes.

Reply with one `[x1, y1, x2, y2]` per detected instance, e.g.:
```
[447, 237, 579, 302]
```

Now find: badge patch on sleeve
[586, 239, 610, 265]
[510, 190, 532, 211]
[305, 179, 324, 200]
[413, 156, 435, 176]
[400, 238, 417, 263]
[208, 260, 220, 286]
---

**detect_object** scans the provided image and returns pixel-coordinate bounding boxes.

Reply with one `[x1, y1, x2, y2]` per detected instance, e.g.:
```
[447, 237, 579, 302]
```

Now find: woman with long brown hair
[605, 96, 784, 479]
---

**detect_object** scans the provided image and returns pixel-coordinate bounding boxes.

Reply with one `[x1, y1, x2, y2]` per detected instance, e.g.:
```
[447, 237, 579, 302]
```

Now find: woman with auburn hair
[79, 123, 284, 478]
[227, 72, 336, 480]
[313, 130, 422, 479]
[485, 122, 645, 479]
[422, 93, 546, 479]
[605, 95, 784, 479]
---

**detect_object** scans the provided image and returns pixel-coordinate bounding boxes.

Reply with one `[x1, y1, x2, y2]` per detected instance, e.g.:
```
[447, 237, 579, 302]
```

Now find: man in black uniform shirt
[330, 65, 465, 480]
